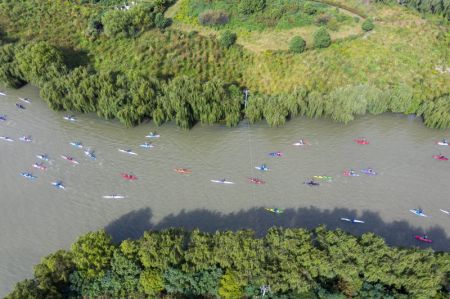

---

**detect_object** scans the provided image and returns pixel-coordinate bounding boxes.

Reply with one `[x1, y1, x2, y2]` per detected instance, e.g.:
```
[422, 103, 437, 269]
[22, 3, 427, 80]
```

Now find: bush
[102, 10, 133, 37]
[353, 16, 360, 23]
[313, 27, 331, 48]
[199, 10, 229, 26]
[361, 18, 374, 31]
[315, 14, 331, 26]
[303, 2, 317, 15]
[289, 36, 306, 53]
[155, 13, 171, 29]
[219, 30, 237, 48]
[238, 0, 266, 15]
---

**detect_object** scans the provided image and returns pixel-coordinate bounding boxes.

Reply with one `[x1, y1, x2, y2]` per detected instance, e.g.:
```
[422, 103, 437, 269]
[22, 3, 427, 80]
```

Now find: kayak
[19, 135, 32, 142]
[354, 138, 369, 145]
[32, 162, 47, 171]
[0, 91, 6, 96]
[439, 209, 449, 215]
[121, 173, 138, 180]
[340, 218, 365, 223]
[0, 136, 14, 142]
[313, 175, 332, 181]
[249, 178, 265, 184]
[343, 170, 360, 177]
[61, 155, 79, 165]
[140, 142, 154, 148]
[63, 115, 76, 121]
[409, 209, 427, 217]
[20, 172, 36, 180]
[0, 115, 6, 121]
[174, 168, 192, 174]
[293, 140, 310, 146]
[265, 208, 284, 214]
[436, 141, 449, 146]
[118, 149, 137, 155]
[52, 181, 65, 189]
[36, 154, 49, 161]
[415, 236, 432, 243]
[255, 165, 269, 171]
[304, 180, 320, 186]
[18, 97, 31, 104]
[145, 133, 160, 138]
[84, 149, 96, 160]
[210, 179, 234, 184]
[432, 155, 448, 161]
[361, 168, 377, 175]
[70, 141, 83, 149]
[103, 195, 125, 199]
[16, 103, 25, 110]
[269, 152, 283, 157]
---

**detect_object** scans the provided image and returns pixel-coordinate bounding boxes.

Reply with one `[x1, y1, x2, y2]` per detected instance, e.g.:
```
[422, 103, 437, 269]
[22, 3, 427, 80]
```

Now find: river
[0, 85, 449, 295]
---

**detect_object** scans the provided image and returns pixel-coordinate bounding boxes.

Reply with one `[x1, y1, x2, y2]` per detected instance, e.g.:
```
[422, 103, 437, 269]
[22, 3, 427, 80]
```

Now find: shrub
[102, 10, 133, 37]
[199, 10, 229, 26]
[361, 18, 374, 31]
[313, 27, 331, 48]
[353, 16, 360, 23]
[219, 31, 237, 48]
[238, 0, 266, 15]
[303, 2, 317, 15]
[289, 36, 306, 53]
[155, 13, 171, 29]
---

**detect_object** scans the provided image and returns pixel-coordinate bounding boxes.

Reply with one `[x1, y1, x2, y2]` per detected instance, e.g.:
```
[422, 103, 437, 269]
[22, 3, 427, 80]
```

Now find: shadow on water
[105, 206, 450, 252]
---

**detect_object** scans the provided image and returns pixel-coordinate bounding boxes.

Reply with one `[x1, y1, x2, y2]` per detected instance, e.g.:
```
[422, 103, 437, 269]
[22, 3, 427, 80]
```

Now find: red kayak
[432, 155, 448, 161]
[249, 178, 265, 184]
[121, 173, 137, 180]
[354, 138, 369, 145]
[174, 168, 192, 174]
[415, 235, 432, 243]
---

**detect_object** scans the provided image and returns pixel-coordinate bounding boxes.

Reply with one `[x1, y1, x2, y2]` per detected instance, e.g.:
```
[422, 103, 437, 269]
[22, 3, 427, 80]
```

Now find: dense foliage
[289, 36, 307, 53]
[376, 0, 450, 18]
[361, 18, 375, 31]
[313, 27, 332, 48]
[6, 227, 450, 298]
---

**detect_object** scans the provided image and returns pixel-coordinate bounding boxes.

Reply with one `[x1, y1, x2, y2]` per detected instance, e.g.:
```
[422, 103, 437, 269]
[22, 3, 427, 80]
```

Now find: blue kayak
[21, 172, 36, 180]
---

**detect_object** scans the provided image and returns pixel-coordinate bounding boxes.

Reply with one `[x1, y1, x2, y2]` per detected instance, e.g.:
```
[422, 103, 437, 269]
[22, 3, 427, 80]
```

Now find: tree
[5, 280, 41, 299]
[361, 18, 375, 31]
[219, 30, 237, 48]
[289, 36, 306, 53]
[101, 10, 133, 37]
[70, 230, 115, 279]
[154, 12, 171, 29]
[313, 27, 331, 48]
[218, 271, 244, 298]
[140, 270, 165, 296]
[238, 0, 266, 15]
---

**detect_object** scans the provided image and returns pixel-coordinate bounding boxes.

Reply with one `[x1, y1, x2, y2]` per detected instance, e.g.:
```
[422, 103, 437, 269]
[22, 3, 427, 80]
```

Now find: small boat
[304, 180, 320, 186]
[145, 132, 160, 138]
[293, 140, 310, 146]
[0, 91, 6, 96]
[343, 170, 360, 177]
[19, 135, 32, 142]
[361, 168, 377, 175]
[340, 218, 365, 224]
[249, 178, 265, 184]
[18, 97, 31, 104]
[409, 209, 427, 217]
[313, 175, 332, 181]
[32, 162, 47, 171]
[121, 173, 138, 180]
[20, 172, 37, 180]
[61, 155, 79, 165]
[70, 141, 83, 149]
[439, 209, 449, 215]
[140, 142, 154, 148]
[210, 179, 234, 184]
[354, 138, 369, 145]
[415, 235, 432, 243]
[255, 164, 269, 171]
[102, 195, 125, 199]
[432, 155, 448, 161]
[118, 149, 137, 155]
[63, 115, 76, 121]
[52, 181, 65, 189]
[265, 208, 283, 214]
[15, 103, 25, 110]
[0, 136, 14, 142]
[436, 140, 449, 146]
[84, 149, 96, 160]
[269, 151, 283, 157]
[36, 154, 49, 161]
[0, 115, 7, 121]
[174, 168, 192, 174]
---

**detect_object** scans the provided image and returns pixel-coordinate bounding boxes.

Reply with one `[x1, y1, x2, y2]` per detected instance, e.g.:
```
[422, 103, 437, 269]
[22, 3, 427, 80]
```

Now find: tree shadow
[59, 47, 91, 69]
[105, 206, 450, 252]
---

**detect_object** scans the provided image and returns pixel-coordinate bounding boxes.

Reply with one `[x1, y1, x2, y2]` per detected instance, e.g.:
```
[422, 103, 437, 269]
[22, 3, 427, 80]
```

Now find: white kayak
[145, 133, 160, 138]
[340, 218, 365, 223]
[210, 180, 234, 184]
[103, 195, 126, 199]
[118, 149, 137, 155]
[440, 209, 449, 215]
[0, 91, 6, 96]
[409, 209, 427, 217]
[36, 154, 50, 161]
[63, 115, 76, 121]
[140, 142, 154, 148]
[52, 181, 65, 189]
[18, 97, 31, 103]
[255, 166, 269, 171]
[84, 149, 96, 160]
[19, 136, 32, 142]
[0, 136, 14, 142]
[70, 141, 83, 148]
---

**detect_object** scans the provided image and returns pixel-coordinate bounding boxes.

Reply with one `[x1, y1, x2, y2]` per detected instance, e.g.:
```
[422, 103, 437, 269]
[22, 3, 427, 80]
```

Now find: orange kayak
[175, 168, 192, 174]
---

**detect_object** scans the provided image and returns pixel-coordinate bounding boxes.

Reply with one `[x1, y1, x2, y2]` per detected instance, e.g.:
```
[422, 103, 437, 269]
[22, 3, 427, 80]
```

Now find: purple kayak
[361, 168, 377, 176]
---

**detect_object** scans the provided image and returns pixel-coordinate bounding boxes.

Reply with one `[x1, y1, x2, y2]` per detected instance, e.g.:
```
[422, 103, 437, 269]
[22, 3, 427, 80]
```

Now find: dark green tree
[361, 18, 375, 31]
[289, 36, 306, 53]
[219, 30, 237, 48]
[313, 27, 331, 49]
